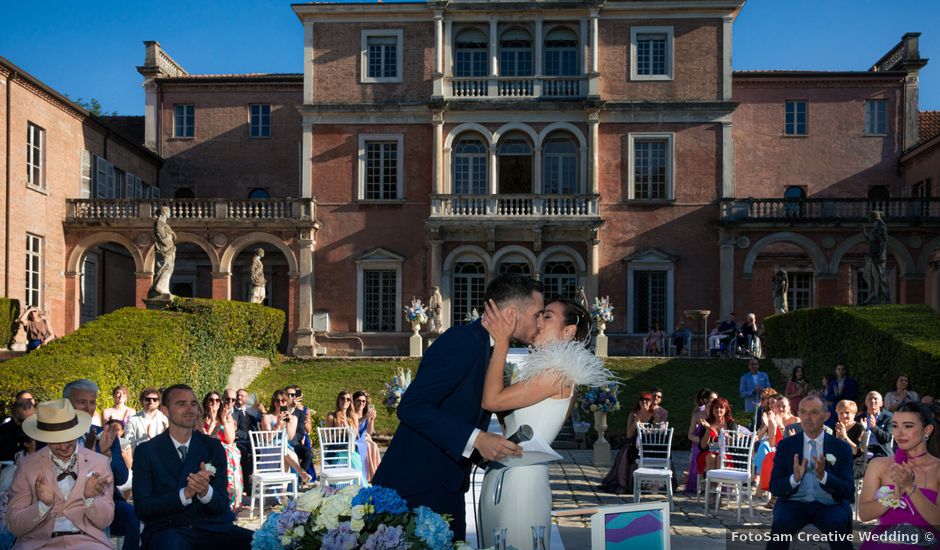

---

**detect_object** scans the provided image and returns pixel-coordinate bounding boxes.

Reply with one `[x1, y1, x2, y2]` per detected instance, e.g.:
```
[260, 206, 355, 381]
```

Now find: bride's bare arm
[858, 458, 891, 522]
[481, 299, 564, 412]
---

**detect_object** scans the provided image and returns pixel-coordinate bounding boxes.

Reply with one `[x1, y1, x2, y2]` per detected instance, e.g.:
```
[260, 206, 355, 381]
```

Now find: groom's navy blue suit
[372, 319, 492, 540]
[767, 432, 854, 550]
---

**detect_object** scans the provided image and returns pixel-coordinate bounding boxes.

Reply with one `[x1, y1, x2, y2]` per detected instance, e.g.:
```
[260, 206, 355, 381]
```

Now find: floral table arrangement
[383, 368, 412, 411]
[252, 485, 458, 550]
[577, 384, 620, 414]
[590, 296, 615, 335]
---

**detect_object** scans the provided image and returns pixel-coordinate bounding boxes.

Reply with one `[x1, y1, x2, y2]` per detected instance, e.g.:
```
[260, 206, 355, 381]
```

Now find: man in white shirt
[125, 387, 168, 450]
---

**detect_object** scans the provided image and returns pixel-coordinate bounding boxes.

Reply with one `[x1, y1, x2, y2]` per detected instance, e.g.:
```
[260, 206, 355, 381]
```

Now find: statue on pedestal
[772, 270, 789, 314]
[577, 286, 589, 311]
[860, 211, 891, 304]
[147, 206, 176, 299]
[249, 248, 266, 304]
[426, 286, 443, 335]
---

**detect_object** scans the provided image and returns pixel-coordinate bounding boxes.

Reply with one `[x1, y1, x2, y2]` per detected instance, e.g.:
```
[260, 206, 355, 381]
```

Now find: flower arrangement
[251, 485, 456, 550]
[874, 485, 909, 512]
[578, 384, 620, 414]
[403, 298, 429, 325]
[591, 296, 615, 324]
[383, 368, 412, 411]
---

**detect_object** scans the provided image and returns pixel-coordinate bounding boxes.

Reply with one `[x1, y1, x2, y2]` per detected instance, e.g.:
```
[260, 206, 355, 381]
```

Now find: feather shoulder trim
[515, 340, 617, 388]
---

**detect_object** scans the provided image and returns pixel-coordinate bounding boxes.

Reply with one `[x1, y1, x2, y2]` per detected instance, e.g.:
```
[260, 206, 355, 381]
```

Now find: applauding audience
[857, 391, 892, 458]
[261, 390, 311, 484]
[125, 388, 168, 451]
[198, 391, 242, 511]
[834, 400, 868, 480]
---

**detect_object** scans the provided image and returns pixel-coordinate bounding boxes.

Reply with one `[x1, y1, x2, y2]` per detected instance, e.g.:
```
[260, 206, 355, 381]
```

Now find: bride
[478, 296, 614, 549]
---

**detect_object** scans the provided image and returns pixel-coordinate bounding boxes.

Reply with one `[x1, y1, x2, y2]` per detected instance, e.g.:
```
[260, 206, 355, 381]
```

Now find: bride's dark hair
[545, 296, 591, 342]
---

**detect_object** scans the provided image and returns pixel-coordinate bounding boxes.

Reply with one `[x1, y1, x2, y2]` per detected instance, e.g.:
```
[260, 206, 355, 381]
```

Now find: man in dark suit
[229, 388, 257, 492]
[132, 384, 253, 549]
[372, 274, 544, 540]
[767, 395, 855, 550]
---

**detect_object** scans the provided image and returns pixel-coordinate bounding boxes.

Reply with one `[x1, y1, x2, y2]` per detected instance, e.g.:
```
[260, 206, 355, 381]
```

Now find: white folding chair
[318, 426, 362, 487]
[704, 428, 755, 522]
[633, 425, 675, 510]
[249, 430, 299, 523]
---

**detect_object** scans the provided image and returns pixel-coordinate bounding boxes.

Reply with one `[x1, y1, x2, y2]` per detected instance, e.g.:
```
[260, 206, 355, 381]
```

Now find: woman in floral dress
[199, 391, 243, 511]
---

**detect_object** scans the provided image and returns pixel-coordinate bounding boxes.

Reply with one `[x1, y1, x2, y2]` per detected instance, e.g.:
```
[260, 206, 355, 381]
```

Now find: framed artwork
[590, 501, 670, 550]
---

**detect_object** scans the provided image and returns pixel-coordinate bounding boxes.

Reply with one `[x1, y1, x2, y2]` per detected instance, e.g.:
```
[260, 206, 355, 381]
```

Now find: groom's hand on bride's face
[482, 299, 517, 343]
[473, 431, 523, 461]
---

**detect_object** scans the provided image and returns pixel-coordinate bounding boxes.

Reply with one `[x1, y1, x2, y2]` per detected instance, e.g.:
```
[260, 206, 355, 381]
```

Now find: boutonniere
[203, 463, 217, 477]
[825, 453, 836, 466]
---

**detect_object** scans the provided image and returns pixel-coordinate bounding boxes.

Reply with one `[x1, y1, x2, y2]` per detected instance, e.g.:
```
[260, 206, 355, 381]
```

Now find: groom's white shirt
[461, 335, 496, 457]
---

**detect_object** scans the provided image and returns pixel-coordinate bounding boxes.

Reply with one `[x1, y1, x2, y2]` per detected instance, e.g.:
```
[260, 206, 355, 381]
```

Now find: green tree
[67, 95, 118, 116]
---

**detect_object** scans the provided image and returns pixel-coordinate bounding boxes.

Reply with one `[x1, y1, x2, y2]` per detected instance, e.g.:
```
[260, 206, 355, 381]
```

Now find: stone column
[719, 231, 735, 319]
[587, 235, 600, 305]
[64, 272, 80, 335]
[294, 231, 316, 359]
[721, 120, 734, 199]
[588, 10, 600, 97]
[211, 272, 231, 301]
[143, 80, 158, 152]
[433, 112, 444, 195]
[588, 112, 600, 195]
[488, 17, 499, 97]
[721, 17, 733, 101]
[433, 12, 444, 98]
[430, 238, 443, 290]
[534, 17, 543, 97]
[304, 21, 315, 104]
[302, 120, 313, 199]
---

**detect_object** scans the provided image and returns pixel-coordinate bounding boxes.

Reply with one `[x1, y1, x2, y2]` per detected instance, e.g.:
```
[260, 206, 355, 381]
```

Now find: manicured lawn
[248, 356, 787, 449]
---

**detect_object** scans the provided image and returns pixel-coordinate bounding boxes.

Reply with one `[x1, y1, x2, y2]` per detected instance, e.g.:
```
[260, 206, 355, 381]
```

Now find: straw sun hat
[22, 398, 92, 444]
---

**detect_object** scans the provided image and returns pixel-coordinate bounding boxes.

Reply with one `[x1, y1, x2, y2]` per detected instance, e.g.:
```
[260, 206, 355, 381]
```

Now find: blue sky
[1, 0, 938, 115]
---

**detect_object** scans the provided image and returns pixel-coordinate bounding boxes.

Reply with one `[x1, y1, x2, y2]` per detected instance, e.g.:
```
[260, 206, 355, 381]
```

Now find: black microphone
[506, 424, 533, 444]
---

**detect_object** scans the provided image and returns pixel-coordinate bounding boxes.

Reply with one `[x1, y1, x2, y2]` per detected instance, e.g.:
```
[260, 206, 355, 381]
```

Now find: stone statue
[860, 211, 891, 304]
[427, 286, 443, 335]
[148, 206, 176, 299]
[249, 248, 266, 304]
[577, 286, 589, 310]
[772, 270, 789, 314]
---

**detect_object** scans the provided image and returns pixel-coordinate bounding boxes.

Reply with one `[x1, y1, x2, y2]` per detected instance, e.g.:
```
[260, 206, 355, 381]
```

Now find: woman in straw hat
[6, 398, 115, 549]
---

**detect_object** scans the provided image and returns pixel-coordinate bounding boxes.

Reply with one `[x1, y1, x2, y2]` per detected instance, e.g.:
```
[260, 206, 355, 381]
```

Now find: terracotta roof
[919, 111, 940, 144]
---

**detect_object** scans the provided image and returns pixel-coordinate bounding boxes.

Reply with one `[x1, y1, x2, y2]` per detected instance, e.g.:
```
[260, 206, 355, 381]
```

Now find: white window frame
[173, 104, 195, 138]
[249, 104, 271, 138]
[25, 233, 43, 309]
[355, 252, 403, 333]
[357, 134, 404, 201]
[80, 150, 92, 199]
[785, 270, 815, 311]
[27, 122, 45, 190]
[785, 100, 808, 136]
[626, 261, 674, 335]
[865, 99, 888, 136]
[627, 132, 675, 201]
[361, 30, 404, 84]
[630, 26, 674, 81]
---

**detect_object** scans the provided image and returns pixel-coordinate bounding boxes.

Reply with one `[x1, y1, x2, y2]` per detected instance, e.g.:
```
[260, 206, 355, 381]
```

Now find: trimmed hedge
[0, 299, 284, 410]
[0, 298, 19, 349]
[764, 305, 940, 400]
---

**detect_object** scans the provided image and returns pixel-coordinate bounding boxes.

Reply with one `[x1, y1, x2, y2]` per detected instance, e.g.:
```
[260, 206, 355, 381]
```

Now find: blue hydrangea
[277, 500, 311, 536]
[413, 506, 454, 550]
[251, 512, 284, 550]
[352, 486, 409, 516]
[362, 524, 410, 549]
[322, 521, 358, 550]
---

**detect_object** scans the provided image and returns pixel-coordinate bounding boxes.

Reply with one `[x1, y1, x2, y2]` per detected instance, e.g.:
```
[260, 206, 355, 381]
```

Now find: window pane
[637, 34, 667, 76]
[452, 262, 485, 325]
[363, 270, 397, 331]
[633, 270, 666, 333]
[634, 140, 667, 200]
[365, 141, 398, 200]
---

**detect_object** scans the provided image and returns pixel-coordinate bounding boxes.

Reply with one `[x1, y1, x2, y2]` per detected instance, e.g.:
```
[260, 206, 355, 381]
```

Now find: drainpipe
[4, 70, 15, 297]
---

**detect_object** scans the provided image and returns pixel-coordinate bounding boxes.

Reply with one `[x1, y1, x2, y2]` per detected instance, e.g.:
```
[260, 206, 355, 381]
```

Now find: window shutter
[95, 156, 108, 198]
[80, 150, 92, 199]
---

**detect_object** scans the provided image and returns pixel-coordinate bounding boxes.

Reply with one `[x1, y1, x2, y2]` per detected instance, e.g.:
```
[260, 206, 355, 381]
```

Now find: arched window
[543, 135, 578, 194]
[499, 29, 533, 76]
[453, 261, 486, 325]
[248, 188, 270, 199]
[174, 188, 195, 199]
[453, 138, 487, 195]
[542, 260, 577, 300]
[783, 186, 805, 200]
[544, 28, 578, 76]
[784, 186, 805, 218]
[497, 261, 531, 275]
[497, 135, 533, 194]
[455, 29, 488, 77]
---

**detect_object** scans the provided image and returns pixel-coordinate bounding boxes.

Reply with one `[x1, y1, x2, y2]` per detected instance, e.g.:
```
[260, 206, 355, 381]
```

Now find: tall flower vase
[595, 321, 608, 357]
[593, 411, 611, 467]
[409, 321, 423, 357]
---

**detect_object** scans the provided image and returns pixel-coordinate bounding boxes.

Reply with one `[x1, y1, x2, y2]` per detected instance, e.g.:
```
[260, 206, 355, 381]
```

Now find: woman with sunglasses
[325, 390, 366, 485]
[351, 390, 382, 482]
[261, 390, 312, 484]
[198, 391, 243, 511]
[601, 392, 657, 495]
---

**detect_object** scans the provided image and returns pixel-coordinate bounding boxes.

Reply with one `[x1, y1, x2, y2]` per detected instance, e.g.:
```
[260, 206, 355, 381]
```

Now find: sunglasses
[208, 398, 220, 403]
[224, 397, 236, 403]
[286, 393, 296, 397]
[144, 397, 159, 403]
[341, 397, 351, 402]
[355, 399, 367, 404]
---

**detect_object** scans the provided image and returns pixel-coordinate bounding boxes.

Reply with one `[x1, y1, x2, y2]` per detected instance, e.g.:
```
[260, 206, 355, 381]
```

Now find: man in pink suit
[6, 398, 115, 549]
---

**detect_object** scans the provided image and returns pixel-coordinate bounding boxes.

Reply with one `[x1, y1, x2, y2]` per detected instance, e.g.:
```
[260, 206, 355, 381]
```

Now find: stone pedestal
[142, 294, 173, 311]
[595, 334, 608, 357]
[409, 333, 423, 358]
[593, 411, 611, 467]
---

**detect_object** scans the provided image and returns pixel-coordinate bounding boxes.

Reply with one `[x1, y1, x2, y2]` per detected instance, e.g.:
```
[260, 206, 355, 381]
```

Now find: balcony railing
[721, 198, 940, 223]
[67, 198, 315, 223]
[449, 76, 586, 99]
[431, 194, 599, 218]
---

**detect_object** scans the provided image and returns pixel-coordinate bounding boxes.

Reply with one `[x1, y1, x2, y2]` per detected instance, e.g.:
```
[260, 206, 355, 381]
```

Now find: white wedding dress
[479, 396, 570, 549]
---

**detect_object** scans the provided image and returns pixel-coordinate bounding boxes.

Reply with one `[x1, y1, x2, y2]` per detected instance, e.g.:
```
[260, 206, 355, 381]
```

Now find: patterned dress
[205, 421, 243, 511]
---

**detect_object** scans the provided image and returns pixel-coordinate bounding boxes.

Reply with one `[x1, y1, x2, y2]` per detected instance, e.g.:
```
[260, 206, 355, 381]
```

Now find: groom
[373, 274, 544, 539]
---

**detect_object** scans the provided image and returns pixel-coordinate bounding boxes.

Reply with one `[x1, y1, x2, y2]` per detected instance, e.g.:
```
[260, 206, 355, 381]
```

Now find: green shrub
[0, 300, 283, 411]
[0, 298, 19, 349]
[764, 305, 940, 401]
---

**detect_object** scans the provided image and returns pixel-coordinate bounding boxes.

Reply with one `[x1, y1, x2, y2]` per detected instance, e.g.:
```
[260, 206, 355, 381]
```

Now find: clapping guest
[7, 399, 114, 548]
[125, 388, 168, 451]
[198, 392, 242, 511]
[103, 385, 136, 426]
[856, 391, 892, 458]
[785, 366, 810, 414]
[884, 374, 919, 413]
[696, 397, 738, 495]
[352, 390, 382, 482]
[834, 400, 868, 480]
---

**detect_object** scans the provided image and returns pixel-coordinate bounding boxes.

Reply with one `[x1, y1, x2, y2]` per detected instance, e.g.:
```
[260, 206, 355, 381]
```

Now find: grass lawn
[248, 357, 787, 449]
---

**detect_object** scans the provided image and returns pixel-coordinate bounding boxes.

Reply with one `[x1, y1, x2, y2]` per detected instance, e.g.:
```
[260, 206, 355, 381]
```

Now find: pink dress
[859, 486, 939, 549]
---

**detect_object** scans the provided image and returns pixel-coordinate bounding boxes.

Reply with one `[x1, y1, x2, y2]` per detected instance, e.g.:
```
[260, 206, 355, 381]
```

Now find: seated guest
[231, 388, 258, 492]
[198, 391, 242, 511]
[739, 358, 772, 413]
[285, 386, 314, 482]
[132, 384, 253, 549]
[63, 379, 139, 550]
[834, 400, 867, 480]
[696, 397, 738, 496]
[351, 390, 382, 482]
[643, 323, 665, 355]
[0, 398, 34, 461]
[18, 306, 55, 352]
[707, 320, 723, 354]
[650, 387, 668, 424]
[7, 398, 114, 548]
[684, 388, 716, 494]
[324, 390, 366, 485]
[601, 393, 656, 494]
[767, 395, 855, 550]
[103, 385, 136, 426]
[260, 390, 311, 483]
[125, 387, 168, 451]
[884, 374, 919, 413]
[671, 323, 691, 356]
[856, 391, 892, 458]
[740, 313, 759, 354]
[717, 313, 738, 352]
